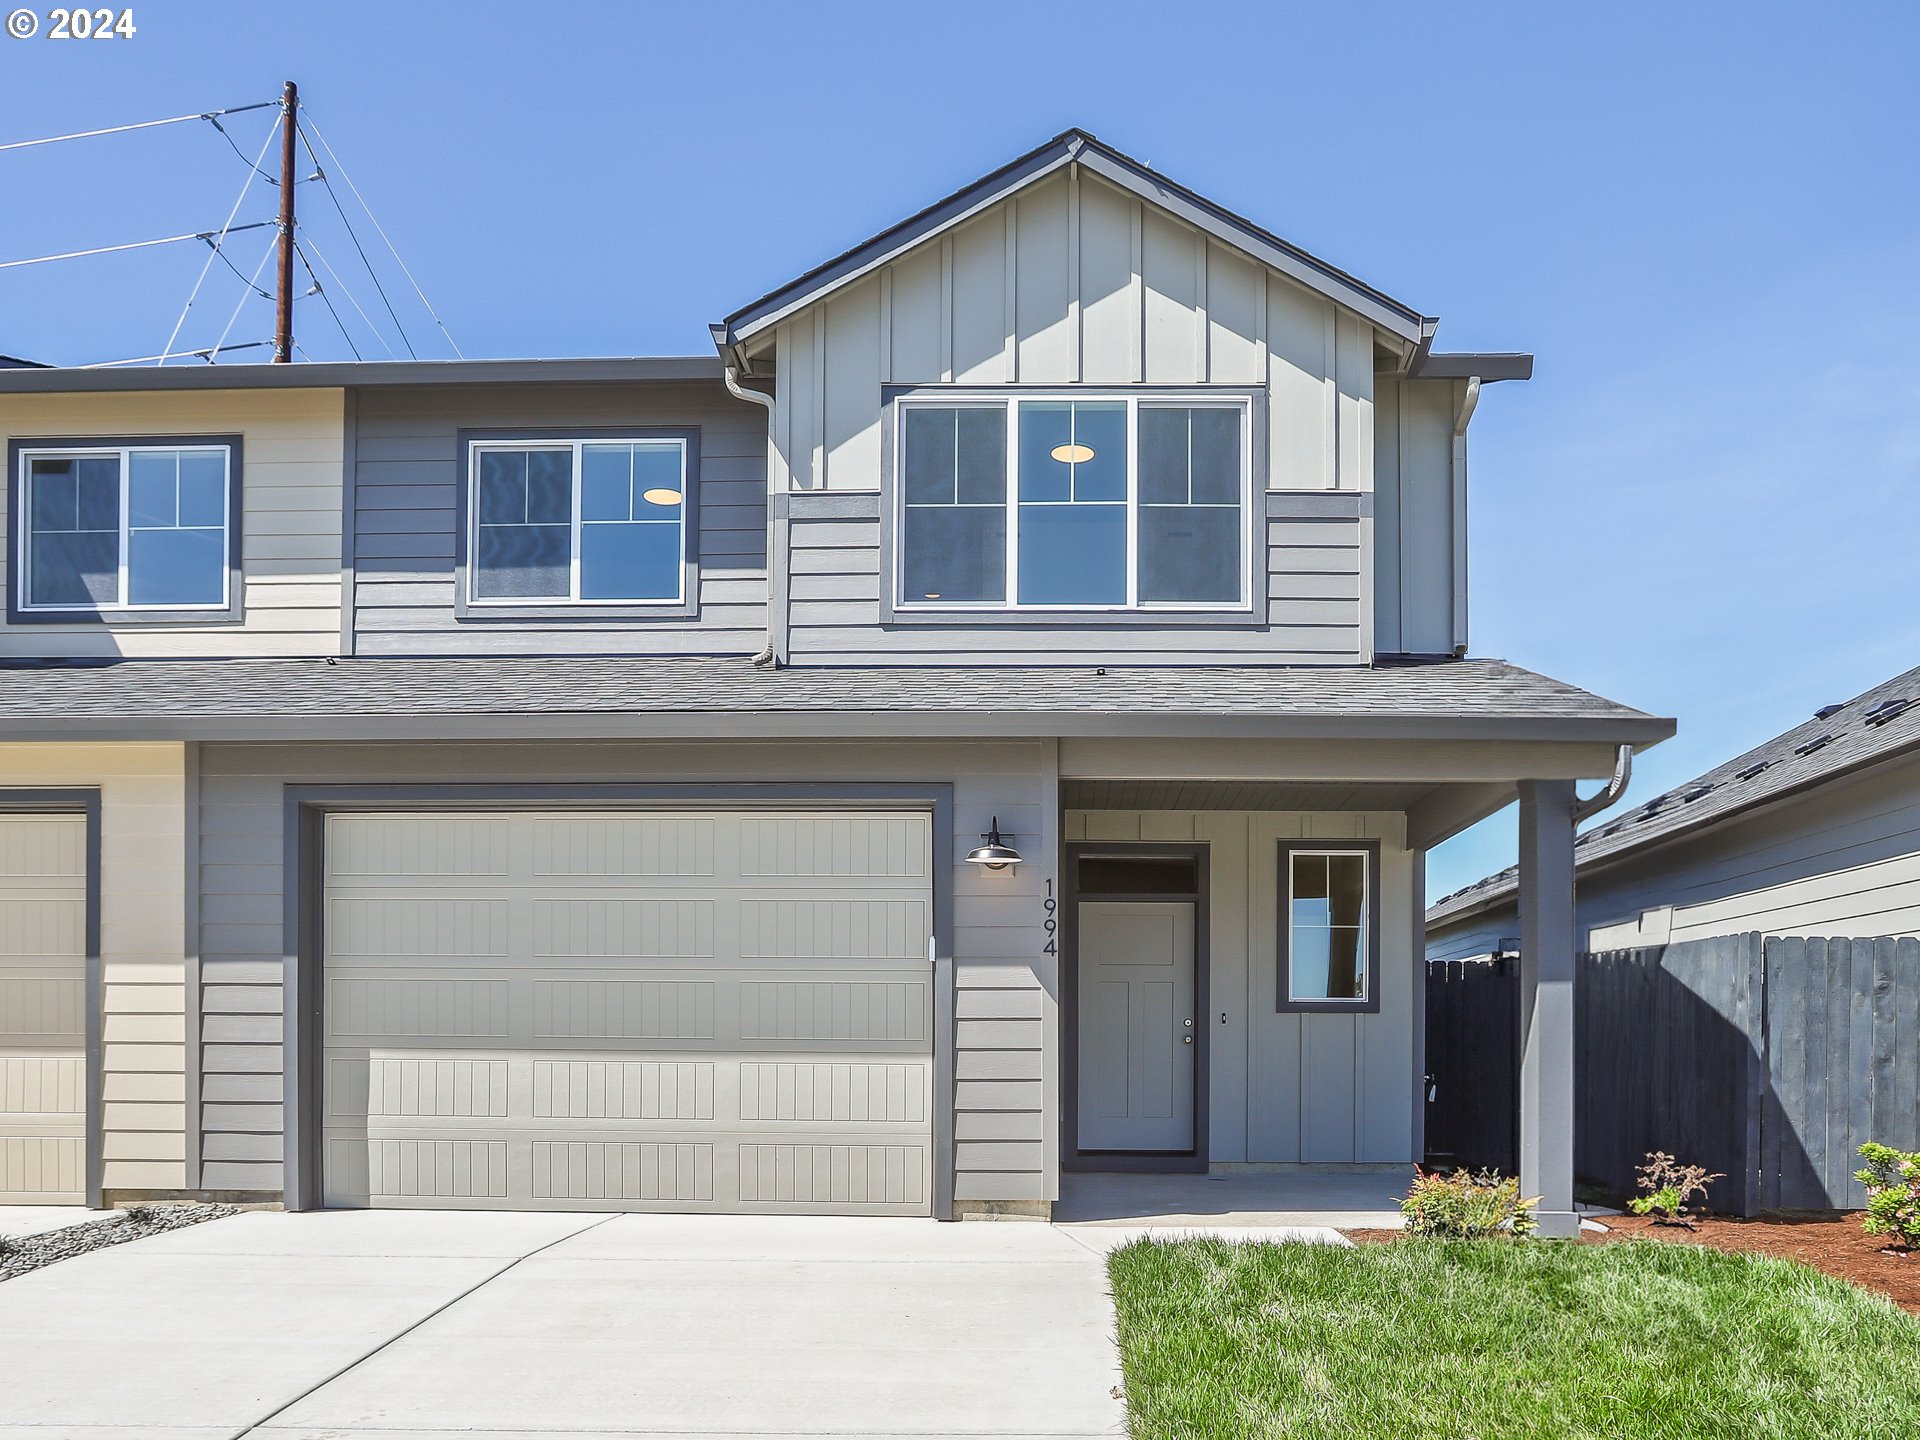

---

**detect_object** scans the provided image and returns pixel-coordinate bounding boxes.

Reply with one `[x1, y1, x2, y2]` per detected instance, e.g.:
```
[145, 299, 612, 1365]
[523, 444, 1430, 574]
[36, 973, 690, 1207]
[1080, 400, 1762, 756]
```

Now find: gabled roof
[715, 128, 1433, 354]
[1428, 662, 1920, 928]
[0, 656, 1670, 744]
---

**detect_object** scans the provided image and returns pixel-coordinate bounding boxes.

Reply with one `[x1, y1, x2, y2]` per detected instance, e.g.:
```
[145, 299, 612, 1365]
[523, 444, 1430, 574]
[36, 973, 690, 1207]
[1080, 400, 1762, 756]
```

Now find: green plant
[1628, 1152, 1724, 1226]
[1399, 1166, 1540, 1238]
[1855, 1143, 1920, 1250]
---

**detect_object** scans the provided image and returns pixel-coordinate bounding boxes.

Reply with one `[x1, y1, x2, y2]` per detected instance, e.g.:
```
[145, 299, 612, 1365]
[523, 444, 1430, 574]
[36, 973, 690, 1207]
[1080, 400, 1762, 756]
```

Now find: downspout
[1449, 376, 1480, 659]
[721, 361, 781, 668]
[1572, 743, 1634, 824]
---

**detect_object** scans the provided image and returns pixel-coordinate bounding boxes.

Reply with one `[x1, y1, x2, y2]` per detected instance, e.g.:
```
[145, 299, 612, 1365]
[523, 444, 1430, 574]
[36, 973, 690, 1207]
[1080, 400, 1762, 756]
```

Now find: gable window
[1277, 842, 1379, 1014]
[467, 438, 688, 605]
[15, 442, 234, 614]
[896, 393, 1250, 611]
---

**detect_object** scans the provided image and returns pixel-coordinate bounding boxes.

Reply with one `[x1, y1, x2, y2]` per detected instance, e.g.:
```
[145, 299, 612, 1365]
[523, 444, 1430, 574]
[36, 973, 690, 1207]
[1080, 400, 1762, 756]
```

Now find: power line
[0, 220, 273, 270]
[159, 114, 283, 365]
[210, 230, 281, 362]
[0, 100, 275, 154]
[86, 340, 273, 368]
[293, 241, 363, 361]
[295, 126, 416, 358]
[296, 227, 398, 358]
[299, 107, 463, 357]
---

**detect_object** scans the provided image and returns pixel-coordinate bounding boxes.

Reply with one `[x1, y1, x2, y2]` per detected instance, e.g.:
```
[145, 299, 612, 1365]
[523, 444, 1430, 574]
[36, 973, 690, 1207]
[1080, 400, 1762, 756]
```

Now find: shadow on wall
[1425, 935, 1920, 1216]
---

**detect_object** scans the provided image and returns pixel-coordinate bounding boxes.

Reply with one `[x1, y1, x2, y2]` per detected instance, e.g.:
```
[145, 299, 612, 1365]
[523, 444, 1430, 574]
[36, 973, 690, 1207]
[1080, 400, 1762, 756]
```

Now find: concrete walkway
[0, 1209, 1126, 1440]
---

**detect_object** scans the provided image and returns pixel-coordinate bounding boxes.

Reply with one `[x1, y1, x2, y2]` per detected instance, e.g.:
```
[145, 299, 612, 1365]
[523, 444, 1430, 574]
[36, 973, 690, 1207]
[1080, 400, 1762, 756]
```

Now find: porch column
[1516, 779, 1577, 1238]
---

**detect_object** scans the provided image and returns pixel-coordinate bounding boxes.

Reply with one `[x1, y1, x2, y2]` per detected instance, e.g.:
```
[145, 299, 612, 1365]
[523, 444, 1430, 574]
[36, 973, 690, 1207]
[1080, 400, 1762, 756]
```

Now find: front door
[1075, 899, 1195, 1152]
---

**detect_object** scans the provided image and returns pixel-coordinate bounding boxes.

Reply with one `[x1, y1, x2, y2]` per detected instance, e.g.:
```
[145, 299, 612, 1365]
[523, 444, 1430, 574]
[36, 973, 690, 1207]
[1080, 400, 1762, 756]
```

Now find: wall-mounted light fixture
[964, 817, 1024, 871]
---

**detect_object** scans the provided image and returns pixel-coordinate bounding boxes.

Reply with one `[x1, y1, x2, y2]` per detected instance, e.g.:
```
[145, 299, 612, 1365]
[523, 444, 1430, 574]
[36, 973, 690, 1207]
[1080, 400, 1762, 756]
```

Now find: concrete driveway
[0, 1209, 1127, 1440]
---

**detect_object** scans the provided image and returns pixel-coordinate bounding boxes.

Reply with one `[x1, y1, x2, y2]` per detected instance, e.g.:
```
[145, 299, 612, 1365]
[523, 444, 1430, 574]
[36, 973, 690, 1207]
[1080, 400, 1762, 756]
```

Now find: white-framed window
[895, 392, 1252, 611]
[16, 443, 233, 612]
[1277, 843, 1378, 1013]
[466, 438, 688, 605]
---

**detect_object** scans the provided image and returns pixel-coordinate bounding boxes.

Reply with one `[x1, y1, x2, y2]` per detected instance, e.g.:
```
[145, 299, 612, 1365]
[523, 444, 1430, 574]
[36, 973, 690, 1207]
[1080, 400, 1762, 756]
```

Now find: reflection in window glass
[1017, 400, 1126, 605]
[901, 406, 1006, 603]
[1139, 407, 1242, 604]
[21, 447, 229, 610]
[469, 440, 687, 604]
[1289, 851, 1368, 1001]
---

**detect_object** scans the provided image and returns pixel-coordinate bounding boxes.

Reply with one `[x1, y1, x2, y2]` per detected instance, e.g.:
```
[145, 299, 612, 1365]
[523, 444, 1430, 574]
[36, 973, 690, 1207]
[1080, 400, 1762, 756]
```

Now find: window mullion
[117, 447, 131, 608]
[1004, 399, 1018, 609]
[569, 441, 584, 602]
[1126, 395, 1139, 608]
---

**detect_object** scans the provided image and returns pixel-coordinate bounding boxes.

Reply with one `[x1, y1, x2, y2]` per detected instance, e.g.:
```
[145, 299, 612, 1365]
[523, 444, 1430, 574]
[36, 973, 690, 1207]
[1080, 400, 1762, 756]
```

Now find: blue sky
[3, 1, 1917, 896]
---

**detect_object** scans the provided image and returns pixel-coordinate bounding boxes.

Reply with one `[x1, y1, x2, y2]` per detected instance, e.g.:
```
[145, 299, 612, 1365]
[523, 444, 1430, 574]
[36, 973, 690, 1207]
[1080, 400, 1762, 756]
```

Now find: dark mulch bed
[1346, 1213, 1920, 1314]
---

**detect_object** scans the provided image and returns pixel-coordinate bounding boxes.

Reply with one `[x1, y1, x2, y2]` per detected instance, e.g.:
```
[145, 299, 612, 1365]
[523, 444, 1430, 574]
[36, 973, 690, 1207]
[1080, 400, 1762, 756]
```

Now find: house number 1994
[1042, 878, 1057, 957]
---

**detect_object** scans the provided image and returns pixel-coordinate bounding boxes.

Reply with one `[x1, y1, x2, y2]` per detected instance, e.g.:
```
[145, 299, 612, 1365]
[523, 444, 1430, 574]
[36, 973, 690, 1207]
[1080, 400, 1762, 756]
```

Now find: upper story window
[13, 441, 235, 617]
[896, 393, 1250, 611]
[466, 438, 688, 605]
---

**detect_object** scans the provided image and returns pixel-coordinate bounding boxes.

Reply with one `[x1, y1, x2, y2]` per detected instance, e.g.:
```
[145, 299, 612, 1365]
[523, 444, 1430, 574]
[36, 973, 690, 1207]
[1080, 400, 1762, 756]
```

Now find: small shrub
[1854, 1142, 1920, 1250]
[1628, 1152, 1724, 1227]
[1400, 1167, 1540, 1238]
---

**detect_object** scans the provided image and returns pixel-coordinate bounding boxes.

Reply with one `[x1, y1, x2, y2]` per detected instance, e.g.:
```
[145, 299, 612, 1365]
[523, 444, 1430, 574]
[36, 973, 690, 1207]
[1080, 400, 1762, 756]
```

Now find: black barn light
[964, 817, 1024, 871]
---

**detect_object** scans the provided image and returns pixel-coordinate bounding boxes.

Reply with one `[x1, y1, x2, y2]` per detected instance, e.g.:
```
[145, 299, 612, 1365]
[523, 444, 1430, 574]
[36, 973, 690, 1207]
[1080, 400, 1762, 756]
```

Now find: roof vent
[1865, 698, 1915, 728]
[1682, 783, 1713, 803]
[1735, 760, 1773, 781]
[1794, 734, 1835, 757]
[1816, 703, 1847, 720]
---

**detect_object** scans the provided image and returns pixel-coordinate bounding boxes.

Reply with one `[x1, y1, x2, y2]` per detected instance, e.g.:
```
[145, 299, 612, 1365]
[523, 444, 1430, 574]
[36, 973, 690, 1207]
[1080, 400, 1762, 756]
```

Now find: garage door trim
[0, 788, 101, 1209]
[283, 783, 957, 1218]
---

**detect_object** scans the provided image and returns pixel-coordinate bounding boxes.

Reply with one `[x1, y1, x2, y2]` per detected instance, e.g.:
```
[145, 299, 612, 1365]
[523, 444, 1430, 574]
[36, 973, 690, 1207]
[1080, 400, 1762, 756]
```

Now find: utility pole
[273, 79, 298, 362]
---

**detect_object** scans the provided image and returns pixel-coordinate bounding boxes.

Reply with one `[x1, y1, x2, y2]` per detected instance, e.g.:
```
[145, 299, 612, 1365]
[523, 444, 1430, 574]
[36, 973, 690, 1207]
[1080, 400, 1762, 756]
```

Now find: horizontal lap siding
[195, 740, 1057, 1204]
[351, 383, 767, 656]
[782, 511, 1363, 665]
[0, 391, 345, 658]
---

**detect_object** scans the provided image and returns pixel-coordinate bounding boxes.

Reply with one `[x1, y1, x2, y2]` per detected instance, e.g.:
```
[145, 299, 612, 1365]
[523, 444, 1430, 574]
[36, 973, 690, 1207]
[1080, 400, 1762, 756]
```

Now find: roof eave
[0, 356, 724, 396]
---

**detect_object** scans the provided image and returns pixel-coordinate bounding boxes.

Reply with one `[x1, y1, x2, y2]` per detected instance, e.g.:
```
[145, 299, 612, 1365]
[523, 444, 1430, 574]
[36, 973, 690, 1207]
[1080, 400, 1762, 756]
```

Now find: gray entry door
[1076, 899, 1195, 1152]
[322, 810, 934, 1215]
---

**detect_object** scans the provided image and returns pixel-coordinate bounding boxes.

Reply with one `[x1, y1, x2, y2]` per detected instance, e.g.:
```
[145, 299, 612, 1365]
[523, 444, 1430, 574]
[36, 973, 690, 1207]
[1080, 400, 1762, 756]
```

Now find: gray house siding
[350, 383, 767, 656]
[191, 739, 1058, 1202]
[1428, 749, 1920, 960]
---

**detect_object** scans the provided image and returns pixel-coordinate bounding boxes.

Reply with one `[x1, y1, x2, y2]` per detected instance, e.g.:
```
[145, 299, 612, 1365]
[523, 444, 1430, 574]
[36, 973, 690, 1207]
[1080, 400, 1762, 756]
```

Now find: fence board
[1427, 930, 1920, 1215]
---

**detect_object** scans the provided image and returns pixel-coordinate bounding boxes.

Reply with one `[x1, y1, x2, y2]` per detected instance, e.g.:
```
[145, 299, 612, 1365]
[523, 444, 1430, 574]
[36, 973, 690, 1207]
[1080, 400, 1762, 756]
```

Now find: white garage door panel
[0, 814, 88, 1205]
[322, 812, 935, 1215]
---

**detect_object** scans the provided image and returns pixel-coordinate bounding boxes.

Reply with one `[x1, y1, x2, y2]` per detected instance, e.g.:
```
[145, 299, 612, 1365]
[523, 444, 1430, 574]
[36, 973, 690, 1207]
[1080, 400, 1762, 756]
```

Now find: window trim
[883, 386, 1260, 620]
[1276, 839, 1382, 1015]
[453, 426, 701, 622]
[6, 434, 244, 627]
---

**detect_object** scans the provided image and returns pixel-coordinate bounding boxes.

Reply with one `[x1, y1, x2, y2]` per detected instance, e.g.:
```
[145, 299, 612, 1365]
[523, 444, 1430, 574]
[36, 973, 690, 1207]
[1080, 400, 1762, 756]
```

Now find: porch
[1049, 734, 1634, 1238]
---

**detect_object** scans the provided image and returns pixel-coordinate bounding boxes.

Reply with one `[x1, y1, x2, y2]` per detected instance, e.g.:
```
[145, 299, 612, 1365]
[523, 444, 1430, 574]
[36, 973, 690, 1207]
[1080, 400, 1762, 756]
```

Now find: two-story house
[0, 130, 1669, 1236]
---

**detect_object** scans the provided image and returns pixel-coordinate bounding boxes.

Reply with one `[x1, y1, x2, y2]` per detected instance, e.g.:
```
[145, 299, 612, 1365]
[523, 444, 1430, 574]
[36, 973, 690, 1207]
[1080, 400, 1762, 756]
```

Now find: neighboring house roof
[1428, 662, 1920, 928]
[0, 354, 47, 369]
[715, 128, 1435, 352]
[0, 356, 720, 396]
[0, 656, 1671, 744]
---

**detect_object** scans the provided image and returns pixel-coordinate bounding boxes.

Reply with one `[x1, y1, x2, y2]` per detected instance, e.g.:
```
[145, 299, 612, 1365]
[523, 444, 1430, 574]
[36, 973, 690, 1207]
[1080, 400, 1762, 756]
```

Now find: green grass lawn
[1107, 1236, 1920, 1440]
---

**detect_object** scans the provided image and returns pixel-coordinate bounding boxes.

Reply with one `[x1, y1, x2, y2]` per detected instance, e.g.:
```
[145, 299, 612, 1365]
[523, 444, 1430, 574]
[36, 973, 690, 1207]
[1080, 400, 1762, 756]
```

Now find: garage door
[0, 814, 87, 1205]
[322, 811, 934, 1215]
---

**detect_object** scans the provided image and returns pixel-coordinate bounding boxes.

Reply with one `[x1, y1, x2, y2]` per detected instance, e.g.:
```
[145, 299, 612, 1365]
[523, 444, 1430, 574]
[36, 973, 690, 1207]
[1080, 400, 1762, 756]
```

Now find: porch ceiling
[1063, 779, 1443, 812]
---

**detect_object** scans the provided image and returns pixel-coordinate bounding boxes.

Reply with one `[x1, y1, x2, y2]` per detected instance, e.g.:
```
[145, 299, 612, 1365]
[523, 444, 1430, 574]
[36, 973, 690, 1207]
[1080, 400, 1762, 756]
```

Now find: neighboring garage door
[0, 814, 87, 1205]
[322, 811, 935, 1215]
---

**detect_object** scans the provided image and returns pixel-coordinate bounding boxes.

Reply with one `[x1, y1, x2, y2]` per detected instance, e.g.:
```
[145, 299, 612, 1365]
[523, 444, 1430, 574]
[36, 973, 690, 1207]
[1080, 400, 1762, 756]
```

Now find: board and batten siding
[192, 740, 1060, 1204]
[350, 382, 767, 655]
[1066, 807, 1417, 1164]
[1429, 750, 1920, 961]
[1374, 375, 1467, 657]
[0, 744, 190, 1196]
[0, 390, 345, 658]
[763, 165, 1376, 665]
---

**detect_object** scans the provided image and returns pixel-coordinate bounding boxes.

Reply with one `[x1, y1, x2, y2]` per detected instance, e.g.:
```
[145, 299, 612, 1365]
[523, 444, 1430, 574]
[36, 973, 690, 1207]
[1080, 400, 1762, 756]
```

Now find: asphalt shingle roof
[0, 655, 1663, 739]
[1428, 662, 1920, 926]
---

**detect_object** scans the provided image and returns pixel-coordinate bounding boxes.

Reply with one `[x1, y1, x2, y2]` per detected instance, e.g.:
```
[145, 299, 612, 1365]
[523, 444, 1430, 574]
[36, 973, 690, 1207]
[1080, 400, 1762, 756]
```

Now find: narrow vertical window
[1016, 399, 1127, 605]
[1139, 405, 1243, 605]
[1280, 846, 1375, 1011]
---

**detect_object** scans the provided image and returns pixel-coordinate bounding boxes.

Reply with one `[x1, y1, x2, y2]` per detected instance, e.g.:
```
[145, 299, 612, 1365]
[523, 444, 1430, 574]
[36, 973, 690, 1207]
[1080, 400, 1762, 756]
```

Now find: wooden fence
[1425, 933, 1920, 1214]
